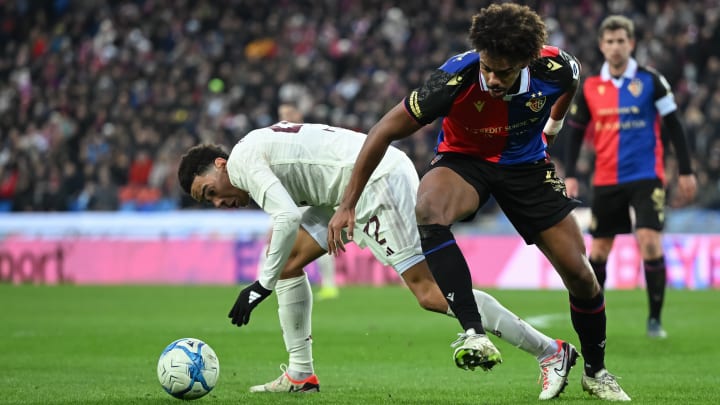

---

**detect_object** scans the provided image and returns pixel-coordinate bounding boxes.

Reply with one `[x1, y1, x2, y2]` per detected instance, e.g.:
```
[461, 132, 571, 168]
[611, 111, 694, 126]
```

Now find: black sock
[418, 224, 484, 334]
[589, 259, 607, 290]
[644, 257, 666, 322]
[569, 292, 606, 377]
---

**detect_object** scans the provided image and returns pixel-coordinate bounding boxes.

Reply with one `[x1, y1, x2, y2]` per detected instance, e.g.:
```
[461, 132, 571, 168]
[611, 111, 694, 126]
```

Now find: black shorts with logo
[429, 152, 580, 245]
[590, 178, 665, 237]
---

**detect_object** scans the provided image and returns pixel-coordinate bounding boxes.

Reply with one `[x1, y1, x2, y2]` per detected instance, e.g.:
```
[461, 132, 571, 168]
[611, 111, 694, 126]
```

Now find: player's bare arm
[327, 103, 421, 255]
[544, 85, 576, 146]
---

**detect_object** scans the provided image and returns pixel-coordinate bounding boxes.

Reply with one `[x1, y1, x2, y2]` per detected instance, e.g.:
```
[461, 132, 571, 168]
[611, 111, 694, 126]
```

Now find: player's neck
[608, 61, 629, 79]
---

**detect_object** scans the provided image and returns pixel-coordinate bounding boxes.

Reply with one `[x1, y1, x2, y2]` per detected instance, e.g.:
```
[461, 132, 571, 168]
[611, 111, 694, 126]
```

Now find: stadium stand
[0, 0, 719, 215]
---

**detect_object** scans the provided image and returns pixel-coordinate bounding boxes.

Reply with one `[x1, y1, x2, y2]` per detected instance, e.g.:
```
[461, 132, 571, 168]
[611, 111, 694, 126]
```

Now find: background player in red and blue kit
[563, 15, 697, 340]
[328, 3, 630, 401]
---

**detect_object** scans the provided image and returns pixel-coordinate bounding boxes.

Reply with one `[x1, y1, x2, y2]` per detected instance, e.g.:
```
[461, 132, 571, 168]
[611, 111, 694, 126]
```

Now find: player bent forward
[177, 122, 578, 399]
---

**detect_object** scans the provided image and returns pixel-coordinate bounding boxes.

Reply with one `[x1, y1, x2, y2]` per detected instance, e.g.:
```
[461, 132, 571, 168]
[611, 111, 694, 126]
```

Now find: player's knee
[415, 197, 446, 225]
[564, 267, 601, 298]
[279, 266, 305, 280]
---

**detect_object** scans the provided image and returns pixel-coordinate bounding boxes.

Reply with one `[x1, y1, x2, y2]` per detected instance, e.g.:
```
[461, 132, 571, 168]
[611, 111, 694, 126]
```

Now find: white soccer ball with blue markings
[157, 338, 220, 400]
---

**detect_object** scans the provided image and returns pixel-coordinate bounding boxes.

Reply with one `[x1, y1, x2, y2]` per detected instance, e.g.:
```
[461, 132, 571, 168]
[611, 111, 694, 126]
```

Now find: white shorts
[301, 161, 425, 275]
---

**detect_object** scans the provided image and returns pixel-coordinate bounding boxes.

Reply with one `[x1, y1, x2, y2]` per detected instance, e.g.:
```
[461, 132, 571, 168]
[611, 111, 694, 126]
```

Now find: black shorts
[429, 152, 580, 244]
[590, 179, 665, 237]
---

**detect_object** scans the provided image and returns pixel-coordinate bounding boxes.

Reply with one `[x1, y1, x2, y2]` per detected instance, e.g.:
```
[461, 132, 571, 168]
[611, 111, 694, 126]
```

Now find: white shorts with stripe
[301, 160, 424, 275]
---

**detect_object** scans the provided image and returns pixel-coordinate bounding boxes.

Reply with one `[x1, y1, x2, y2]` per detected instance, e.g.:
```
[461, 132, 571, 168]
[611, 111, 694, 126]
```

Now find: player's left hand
[228, 280, 272, 327]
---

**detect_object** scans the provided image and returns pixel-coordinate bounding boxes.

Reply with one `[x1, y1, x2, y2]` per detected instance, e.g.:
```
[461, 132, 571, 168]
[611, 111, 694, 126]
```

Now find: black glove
[228, 280, 272, 327]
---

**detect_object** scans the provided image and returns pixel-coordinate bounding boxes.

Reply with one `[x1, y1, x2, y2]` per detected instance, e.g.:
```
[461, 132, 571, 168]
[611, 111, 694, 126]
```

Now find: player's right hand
[564, 177, 579, 198]
[228, 280, 272, 327]
[327, 205, 355, 256]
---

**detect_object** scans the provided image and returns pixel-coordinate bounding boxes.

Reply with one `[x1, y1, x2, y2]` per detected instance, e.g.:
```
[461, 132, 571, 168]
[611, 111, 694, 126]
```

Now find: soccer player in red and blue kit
[563, 15, 697, 341]
[328, 3, 630, 401]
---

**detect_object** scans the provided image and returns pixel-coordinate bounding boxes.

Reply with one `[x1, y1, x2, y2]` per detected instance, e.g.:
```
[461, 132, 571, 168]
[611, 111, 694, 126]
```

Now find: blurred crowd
[1, 0, 719, 213]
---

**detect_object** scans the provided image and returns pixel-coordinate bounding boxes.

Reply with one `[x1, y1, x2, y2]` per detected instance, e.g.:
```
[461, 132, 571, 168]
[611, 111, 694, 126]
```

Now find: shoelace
[450, 332, 470, 348]
[597, 372, 623, 392]
[267, 364, 291, 388]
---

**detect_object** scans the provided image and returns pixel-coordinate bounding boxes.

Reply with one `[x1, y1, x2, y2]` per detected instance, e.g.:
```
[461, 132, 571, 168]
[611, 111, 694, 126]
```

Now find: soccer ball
[157, 338, 220, 400]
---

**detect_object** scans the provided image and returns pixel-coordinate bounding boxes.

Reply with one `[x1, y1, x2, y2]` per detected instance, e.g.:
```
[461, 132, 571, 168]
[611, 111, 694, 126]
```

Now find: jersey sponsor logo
[628, 78, 643, 97]
[594, 120, 647, 132]
[473, 100, 485, 112]
[597, 106, 640, 117]
[525, 95, 546, 112]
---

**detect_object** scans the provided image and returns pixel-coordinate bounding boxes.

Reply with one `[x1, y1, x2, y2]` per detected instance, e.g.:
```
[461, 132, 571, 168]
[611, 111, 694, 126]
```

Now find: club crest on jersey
[628, 79, 643, 97]
[525, 96, 546, 112]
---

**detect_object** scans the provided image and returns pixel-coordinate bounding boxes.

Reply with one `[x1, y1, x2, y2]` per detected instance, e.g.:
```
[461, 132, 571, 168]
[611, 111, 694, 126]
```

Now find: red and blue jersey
[566, 58, 677, 185]
[403, 46, 580, 165]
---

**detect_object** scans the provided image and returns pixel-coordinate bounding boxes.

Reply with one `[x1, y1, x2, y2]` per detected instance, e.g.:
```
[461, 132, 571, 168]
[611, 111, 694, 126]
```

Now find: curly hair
[468, 3, 547, 65]
[177, 144, 229, 195]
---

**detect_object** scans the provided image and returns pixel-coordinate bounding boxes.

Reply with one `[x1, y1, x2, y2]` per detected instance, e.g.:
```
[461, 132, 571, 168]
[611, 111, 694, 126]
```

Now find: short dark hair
[468, 3, 547, 65]
[598, 15, 634, 39]
[177, 144, 229, 194]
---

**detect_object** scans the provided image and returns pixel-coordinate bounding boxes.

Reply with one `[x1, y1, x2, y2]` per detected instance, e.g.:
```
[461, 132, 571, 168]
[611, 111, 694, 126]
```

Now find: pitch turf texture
[2, 286, 718, 404]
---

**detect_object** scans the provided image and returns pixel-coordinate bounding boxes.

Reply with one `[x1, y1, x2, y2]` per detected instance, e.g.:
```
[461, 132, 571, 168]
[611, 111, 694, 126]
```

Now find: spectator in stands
[0, 1, 717, 213]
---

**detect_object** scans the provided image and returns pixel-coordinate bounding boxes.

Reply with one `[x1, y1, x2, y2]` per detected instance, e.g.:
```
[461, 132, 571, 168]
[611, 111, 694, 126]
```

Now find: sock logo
[446, 292, 455, 302]
[248, 291, 261, 304]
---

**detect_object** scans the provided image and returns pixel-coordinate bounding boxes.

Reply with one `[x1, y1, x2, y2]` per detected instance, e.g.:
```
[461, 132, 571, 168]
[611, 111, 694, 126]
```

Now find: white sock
[275, 274, 314, 375]
[447, 290, 556, 359]
[315, 254, 336, 289]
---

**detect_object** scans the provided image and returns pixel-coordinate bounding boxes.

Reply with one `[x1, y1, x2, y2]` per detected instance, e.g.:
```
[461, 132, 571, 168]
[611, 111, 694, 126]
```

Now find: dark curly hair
[468, 3, 547, 66]
[177, 144, 229, 195]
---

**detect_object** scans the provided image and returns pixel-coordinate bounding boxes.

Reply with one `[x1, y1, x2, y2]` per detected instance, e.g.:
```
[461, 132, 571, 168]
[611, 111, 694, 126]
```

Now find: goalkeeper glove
[228, 280, 272, 327]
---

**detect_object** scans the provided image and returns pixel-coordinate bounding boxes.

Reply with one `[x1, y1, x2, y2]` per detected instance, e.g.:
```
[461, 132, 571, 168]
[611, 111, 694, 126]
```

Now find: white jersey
[227, 122, 407, 208]
[225, 122, 413, 289]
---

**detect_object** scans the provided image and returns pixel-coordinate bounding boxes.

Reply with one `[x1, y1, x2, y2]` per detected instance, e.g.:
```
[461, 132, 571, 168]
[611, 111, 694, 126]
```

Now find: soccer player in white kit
[177, 122, 578, 399]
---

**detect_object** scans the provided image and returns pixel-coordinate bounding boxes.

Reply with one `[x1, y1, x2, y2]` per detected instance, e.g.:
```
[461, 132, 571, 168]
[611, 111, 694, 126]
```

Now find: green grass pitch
[1, 285, 718, 404]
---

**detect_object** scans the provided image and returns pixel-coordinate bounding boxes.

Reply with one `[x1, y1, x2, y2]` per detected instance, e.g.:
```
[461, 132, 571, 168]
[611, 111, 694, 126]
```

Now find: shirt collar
[600, 57, 638, 81]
